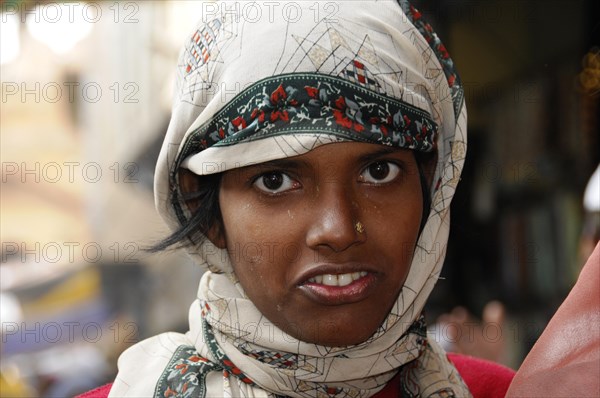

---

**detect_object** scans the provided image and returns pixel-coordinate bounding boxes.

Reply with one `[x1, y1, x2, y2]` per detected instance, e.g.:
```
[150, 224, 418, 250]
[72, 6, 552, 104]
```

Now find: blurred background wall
[1, 1, 599, 396]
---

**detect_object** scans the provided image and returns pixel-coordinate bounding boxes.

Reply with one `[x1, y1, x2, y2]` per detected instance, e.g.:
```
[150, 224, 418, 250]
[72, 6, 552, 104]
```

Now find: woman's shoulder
[78, 354, 515, 398]
[448, 353, 515, 398]
[371, 353, 515, 398]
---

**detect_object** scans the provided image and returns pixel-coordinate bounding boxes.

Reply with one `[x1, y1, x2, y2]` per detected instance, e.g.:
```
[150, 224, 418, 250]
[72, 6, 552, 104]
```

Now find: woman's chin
[279, 317, 380, 347]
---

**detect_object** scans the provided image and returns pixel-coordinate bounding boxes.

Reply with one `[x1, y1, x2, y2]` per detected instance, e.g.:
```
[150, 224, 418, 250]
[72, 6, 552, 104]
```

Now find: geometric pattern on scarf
[157, 314, 432, 398]
[155, 311, 465, 398]
[397, 0, 464, 120]
[400, 340, 467, 398]
[395, 0, 466, 218]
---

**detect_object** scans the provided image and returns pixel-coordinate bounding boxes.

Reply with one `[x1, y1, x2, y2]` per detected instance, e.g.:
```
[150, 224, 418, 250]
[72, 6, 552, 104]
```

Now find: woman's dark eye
[254, 172, 298, 193]
[359, 161, 400, 184]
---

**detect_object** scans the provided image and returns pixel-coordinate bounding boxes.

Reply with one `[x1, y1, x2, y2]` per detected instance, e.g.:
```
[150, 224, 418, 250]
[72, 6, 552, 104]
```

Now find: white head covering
[110, 1, 470, 397]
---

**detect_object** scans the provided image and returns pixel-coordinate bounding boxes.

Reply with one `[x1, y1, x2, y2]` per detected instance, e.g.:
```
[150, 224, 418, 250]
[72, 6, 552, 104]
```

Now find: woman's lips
[298, 272, 377, 305]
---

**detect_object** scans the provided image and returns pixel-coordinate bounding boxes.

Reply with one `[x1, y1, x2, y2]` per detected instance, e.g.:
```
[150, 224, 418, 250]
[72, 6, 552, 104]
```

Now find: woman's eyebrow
[357, 147, 403, 163]
[244, 148, 404, 172]
[249, 158, 309, 171]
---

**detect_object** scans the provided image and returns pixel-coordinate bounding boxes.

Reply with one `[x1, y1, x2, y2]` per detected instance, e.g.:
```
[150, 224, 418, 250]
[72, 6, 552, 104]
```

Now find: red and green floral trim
[177, 72, 438, 164]
[202, 309, 255, 386]
[154, 317, 257, 397]
[154, 345, 220, 398]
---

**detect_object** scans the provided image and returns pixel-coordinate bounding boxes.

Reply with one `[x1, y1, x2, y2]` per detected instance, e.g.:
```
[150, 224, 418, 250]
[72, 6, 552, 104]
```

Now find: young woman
[99, 1, 514, 397]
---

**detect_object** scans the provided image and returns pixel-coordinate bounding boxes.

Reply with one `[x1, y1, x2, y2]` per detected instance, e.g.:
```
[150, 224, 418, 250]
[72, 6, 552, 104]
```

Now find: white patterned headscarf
[110, 1, 470, 397]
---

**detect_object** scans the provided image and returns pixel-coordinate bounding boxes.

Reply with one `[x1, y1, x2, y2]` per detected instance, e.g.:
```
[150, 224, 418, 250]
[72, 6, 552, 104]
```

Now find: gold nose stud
[354, 221, 365, 234]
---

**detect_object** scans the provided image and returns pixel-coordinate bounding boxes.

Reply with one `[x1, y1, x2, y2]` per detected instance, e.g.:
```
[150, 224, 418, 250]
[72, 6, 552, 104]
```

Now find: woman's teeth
[307, 272, 368, 287]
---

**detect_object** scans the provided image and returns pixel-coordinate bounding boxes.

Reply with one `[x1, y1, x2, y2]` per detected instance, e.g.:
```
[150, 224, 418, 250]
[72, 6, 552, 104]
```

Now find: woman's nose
[305, 183, 365, 253]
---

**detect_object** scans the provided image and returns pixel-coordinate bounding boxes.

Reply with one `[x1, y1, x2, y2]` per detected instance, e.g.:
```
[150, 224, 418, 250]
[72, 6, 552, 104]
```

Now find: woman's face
[216, 142, 424, 346]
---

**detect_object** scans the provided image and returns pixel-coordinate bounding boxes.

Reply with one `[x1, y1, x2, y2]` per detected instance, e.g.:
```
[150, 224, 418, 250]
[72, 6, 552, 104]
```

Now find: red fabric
[75, 383, 112, 398]
[371, 370, 402, 398]
[447, 353, 515, 398]
[78, 354, 514, 398]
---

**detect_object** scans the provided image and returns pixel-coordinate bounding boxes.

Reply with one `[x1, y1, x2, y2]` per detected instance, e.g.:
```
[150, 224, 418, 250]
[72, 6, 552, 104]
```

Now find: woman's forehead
[225, 143, 415, 170]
